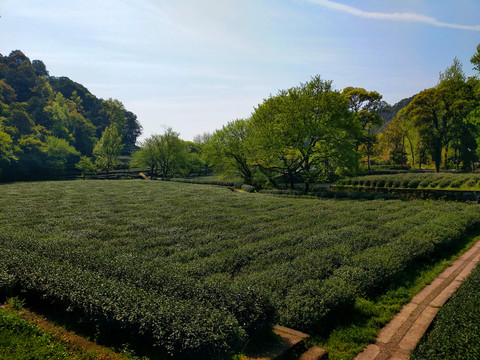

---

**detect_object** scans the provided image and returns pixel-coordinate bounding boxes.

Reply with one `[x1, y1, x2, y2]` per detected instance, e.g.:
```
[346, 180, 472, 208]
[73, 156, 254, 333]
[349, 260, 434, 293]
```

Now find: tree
[131, 128, 187, 179]
[32, 60, 49, 77]
[203, 119, 255, 185]
[42, 136, 79, 176]
[406, 88, 445, 172]
[154, 128, 188, 178]
[123, 110, 142, 153]
[342, 87, 385, 171]
[100, 98, 126, 130]
[44, 92, 75, 142]
[0, 130, 16, 174]
[93, 124, 124, 178]
[130, 135, 162, 178]
[471, 43, 480, 73]
[385, 108, 425, 168]
[250, 76, 360, 192]
[75, 156, 96, 179]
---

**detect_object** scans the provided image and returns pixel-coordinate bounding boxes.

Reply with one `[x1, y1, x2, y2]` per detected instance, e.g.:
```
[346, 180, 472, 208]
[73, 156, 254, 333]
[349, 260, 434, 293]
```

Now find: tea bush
[337, 173, 480, 191]
[411, 265, 480, 359]
[1, 181, 480, 357]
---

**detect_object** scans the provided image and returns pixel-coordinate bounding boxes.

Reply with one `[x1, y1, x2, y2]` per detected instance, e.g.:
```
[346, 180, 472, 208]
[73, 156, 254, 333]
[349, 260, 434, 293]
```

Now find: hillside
[379, 95, 415, 126]
[0, 50, 142, 180]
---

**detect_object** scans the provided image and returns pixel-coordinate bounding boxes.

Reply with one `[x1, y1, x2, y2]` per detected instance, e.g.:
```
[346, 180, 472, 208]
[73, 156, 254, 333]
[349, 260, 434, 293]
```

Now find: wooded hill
[0, 50, 142, 180]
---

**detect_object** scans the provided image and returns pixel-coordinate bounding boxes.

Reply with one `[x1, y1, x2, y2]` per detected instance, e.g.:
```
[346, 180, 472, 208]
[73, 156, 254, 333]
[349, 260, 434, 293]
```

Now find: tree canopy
[0, 50, 141, 180]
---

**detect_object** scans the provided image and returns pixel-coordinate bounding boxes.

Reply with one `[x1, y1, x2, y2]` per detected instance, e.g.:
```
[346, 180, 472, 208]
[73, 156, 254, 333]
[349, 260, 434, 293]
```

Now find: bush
[411, 265, 480, 359]
[2, 181, 480, 356]
[241, 184, 255, 193]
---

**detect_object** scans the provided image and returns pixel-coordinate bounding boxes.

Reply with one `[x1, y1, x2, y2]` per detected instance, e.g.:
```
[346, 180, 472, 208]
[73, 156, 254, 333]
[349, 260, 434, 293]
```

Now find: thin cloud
[309, 0, 480, 31]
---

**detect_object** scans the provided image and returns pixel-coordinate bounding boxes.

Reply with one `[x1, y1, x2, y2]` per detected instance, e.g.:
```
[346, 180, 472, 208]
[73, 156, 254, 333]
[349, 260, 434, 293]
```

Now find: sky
[1, 0, 480, 141]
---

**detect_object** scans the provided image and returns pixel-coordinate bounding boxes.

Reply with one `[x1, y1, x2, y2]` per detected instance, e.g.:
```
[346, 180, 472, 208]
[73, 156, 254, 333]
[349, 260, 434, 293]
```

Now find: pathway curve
[355, 240, 480, 360]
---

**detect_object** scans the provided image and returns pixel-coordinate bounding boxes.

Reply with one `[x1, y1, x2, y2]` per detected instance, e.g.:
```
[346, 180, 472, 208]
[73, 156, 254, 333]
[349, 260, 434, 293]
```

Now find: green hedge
[1, 181, 480, 357]
[337, 173, 480, 191]
[411, 265, 480, 359]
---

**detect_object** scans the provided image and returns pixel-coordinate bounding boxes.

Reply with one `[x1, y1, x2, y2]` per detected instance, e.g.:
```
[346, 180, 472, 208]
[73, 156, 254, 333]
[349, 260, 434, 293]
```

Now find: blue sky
[1, 0, 480, 141]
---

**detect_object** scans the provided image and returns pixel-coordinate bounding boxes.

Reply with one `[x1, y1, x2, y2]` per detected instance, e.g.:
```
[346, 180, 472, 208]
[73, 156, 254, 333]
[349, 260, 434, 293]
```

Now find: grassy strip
[1, 301, 99, 360]
[0, 297, 141, 360]
[310, 234, 480, 360]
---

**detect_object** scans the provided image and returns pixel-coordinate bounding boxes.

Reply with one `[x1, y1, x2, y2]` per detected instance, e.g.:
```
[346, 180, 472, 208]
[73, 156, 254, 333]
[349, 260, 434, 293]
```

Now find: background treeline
[0, 50, 142, 180]
[136, 44, 480, 191]
[2, 45, 480, 185]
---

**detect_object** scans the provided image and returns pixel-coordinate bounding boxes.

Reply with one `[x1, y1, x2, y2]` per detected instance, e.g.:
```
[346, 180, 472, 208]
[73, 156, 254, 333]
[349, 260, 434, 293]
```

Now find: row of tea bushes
[0, 245, 251, 357]
[337, 173, 480, 190]
[2, 181, 480, 357]
[411, 264, 480, 359]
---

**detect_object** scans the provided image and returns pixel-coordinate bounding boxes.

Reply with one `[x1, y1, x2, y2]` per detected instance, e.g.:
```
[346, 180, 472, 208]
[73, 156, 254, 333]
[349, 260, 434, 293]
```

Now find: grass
[2, 180, 480, 358]
[0, 297, 141, 360]
[0, 302, 98, 360]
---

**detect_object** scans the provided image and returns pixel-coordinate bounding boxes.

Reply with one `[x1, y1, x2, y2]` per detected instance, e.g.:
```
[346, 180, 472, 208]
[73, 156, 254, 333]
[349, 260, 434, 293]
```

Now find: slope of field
[1, 180, 480, 358]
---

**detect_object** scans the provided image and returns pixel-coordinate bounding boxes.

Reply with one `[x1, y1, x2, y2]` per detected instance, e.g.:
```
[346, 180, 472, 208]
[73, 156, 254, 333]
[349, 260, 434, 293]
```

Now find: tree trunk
[304, 180, 310, 194]
[443, 144, 449, 170]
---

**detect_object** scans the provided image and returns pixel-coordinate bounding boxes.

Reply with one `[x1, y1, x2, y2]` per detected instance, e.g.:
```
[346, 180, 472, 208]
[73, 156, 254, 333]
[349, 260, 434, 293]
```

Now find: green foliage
[342, 87, 386, 171]
[411, 264, 480, 359]
[1, 181, 480, 357]
[75, 156, 96, 179]
[0, 50, 141, 180]
[250, 76, 361, 191]
[130, 128, 190, 179]
[93, 124, 124, 176]
[42, 136, 80, 175]
[203, 119, 255, 184]
[339, 173, 480, 191]
[0, 308, 71, 359]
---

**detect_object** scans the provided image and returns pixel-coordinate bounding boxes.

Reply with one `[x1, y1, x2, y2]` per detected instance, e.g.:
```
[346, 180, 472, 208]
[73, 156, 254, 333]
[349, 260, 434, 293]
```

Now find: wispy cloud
[308, 0, 480, 31]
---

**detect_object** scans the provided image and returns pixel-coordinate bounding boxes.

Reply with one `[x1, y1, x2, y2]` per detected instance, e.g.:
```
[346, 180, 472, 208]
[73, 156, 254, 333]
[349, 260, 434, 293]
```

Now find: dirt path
[355, 240, 480, 360]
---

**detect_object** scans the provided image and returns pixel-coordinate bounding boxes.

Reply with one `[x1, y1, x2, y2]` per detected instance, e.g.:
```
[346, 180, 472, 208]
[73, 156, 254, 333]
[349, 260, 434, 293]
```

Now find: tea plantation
[1, 180, 480, 358]
[338, 172, 480, 190]
[411, 263, 480, 359]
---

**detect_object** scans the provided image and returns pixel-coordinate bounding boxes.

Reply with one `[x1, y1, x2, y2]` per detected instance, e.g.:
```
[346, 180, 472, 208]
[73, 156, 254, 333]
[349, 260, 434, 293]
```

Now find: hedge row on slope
[411, 264, 480, 359]
[337, 173, 480, 190]
[1, 181, 480, 357]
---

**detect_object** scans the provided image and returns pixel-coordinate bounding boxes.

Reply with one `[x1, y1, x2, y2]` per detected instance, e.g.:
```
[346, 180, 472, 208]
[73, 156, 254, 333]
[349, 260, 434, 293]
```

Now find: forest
[0, 50, 142, 181]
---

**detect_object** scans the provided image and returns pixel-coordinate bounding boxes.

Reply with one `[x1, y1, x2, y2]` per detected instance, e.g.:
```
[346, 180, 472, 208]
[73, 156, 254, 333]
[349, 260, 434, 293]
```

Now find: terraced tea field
[338, 173, 480, 190]
[1, 180, 480, 358]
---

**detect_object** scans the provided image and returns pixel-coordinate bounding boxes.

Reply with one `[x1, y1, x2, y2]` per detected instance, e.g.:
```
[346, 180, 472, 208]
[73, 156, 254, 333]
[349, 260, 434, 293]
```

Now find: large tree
[42, 136, 79, 176]
[203, 119, 255, 184]
[342, 87, 385, 171]
[131, 128, 187, 179]
[406, 88, 446, 172]
[250, 76, 360, 192]
[437, 58, 477, 169]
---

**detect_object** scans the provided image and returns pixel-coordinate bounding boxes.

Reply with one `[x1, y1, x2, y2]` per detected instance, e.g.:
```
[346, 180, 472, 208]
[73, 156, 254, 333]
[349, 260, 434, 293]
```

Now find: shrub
[2, 181, 480, 356]
[241, 184, 255, 193]
[411, 266, 480, 359]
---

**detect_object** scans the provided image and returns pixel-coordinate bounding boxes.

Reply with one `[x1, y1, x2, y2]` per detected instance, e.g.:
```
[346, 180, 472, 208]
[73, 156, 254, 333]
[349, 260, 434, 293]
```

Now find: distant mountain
[379, 95, 415, 128]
